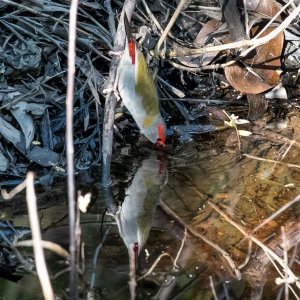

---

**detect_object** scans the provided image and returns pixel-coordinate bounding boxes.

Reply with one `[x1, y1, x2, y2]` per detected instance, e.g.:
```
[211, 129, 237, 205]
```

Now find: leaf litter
[0, 0, 300, 299]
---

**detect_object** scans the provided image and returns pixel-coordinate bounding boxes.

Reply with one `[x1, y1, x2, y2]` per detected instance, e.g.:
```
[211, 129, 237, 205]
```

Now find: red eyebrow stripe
[128, 38, 135, 65]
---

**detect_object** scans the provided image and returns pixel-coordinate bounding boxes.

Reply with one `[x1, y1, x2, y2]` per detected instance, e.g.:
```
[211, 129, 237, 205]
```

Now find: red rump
[128, 38, 135, 65]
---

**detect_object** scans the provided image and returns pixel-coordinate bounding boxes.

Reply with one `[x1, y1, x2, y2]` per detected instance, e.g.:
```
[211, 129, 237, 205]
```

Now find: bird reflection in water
[114, 153, 168, 299]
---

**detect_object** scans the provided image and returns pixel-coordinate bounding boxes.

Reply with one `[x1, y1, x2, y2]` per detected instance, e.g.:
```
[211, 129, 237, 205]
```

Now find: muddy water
[1, 112, 300, 299]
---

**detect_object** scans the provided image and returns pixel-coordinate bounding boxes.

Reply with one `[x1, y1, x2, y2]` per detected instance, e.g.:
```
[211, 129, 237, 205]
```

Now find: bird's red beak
[156, 123, 166, 146]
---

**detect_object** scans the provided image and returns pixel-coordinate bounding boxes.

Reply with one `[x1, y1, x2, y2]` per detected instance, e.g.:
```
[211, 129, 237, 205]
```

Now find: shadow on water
[1, 115, 300, 299]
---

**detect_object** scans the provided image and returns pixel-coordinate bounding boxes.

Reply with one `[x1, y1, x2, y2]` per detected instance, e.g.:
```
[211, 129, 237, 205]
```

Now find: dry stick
[208, 201, 300, 289]
[16, 240, 70, 260]
[26, 172, 55, 300]
[138, 253, 174, 281]
[160, 200, 241, 280]
[1, 179, 27, 200]
[239, 0, 296, 59]
[281, 227, 289, 300]
[252, 195, 300, 234]
[141, 0, 164, 33]
[236, 194, 300, 248]
[243, 154, 300, 169]
[154, 0, 187, 57]
[101, 0, 137, 187]
[249, 0, 295, 41]
[140, 0, 175, 40]
[209, 275, 219, 300]
[243, 0, 249, 39]
[165, 4, 300, 58]
[66, 0, 79, 298]
[173, 227, 187, 269]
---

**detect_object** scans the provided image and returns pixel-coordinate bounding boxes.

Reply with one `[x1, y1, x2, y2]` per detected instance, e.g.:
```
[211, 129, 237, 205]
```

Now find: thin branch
[138, 253, 174, 281]
[155, 0, 187, 57]
[173, 227, 187, 269]
[208, 201, 300, 289]
[161, 4, 300, 58]
[1, 179, 27, 200]
[243, 154, 300, 169]
[209, 275, 219, 300]
[16, 240, 70, 260]
[160, 200, 241, 280]
[26, 172, 54, 300]
[66, 0, 79, 298]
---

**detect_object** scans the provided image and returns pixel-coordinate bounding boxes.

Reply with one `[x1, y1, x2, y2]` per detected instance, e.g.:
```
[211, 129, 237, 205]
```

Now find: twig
[280, 140, 295, 161]
[236, 194, 300, 249]
[90, 227, 111, 288]
[208, 201, 300, 288]
[101, 0, 137, 187]
[16, 240, 70, 260]
[173, 227, 187, 269]
[209, 275, 219, 300]
[138, 253, 174, 281]
[160, 200, 241, 280]
[161, 4, 300, 58]
[281, 226, 289, 300]
[26, 172, 54, 300]
[239, 0, 296, 59]
[155, 0, 187, 57]
[1, 179, 27, 200]
[244, 153, 300, 169]
[243, 0, 249, 39]
[252, 195, 300, 234]
[66, 0, 79, 298]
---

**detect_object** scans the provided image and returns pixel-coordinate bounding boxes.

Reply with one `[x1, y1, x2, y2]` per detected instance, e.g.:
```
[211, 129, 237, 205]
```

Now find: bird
[117, 13, 166, 145]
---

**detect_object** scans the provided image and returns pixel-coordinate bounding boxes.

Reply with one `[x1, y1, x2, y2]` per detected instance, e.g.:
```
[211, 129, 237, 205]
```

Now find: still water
[1, 112, 300, 299]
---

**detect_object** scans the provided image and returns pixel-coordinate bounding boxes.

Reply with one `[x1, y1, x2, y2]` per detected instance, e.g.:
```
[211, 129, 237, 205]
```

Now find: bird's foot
[103, 84, 120, 100]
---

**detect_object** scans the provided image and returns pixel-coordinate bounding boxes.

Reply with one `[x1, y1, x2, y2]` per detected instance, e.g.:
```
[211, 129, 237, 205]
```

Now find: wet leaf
[26, 146, 60, 167]
[10, 101, 35, 149]
[0, 150, 9, 172]
[194, 19, 221, 46]
[175, 20, 226, 68]
[0, 87, 21, 102]
[0, 116, 25, 151]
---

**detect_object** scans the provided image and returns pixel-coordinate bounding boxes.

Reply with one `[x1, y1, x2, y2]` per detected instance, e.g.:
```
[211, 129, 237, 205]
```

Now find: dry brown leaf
[225, 0, 283, 94]
[194, 19, 221, 46]
[175, 20, 224, 68]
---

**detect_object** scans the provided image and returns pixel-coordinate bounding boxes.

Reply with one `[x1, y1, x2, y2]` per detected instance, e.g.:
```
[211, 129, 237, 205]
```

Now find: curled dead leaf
[225, 0, 283, 94]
